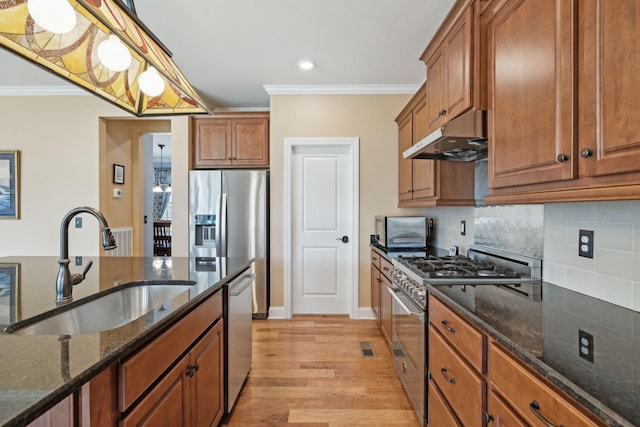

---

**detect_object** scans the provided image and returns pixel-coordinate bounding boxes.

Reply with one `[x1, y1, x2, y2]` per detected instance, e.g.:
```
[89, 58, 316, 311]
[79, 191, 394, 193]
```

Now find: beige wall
[0, 96, 190, 258]
[269, 94, 424, 311]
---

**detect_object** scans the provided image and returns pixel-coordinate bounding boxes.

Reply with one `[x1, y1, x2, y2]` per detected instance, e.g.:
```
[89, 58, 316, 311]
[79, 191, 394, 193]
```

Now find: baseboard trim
[268, 306, 287, 319]
[357, 307, 376, 319]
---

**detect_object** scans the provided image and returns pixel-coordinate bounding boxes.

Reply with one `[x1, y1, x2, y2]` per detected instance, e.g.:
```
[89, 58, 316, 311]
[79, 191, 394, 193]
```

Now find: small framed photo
[113, 164, 125, 185]
[0, 150, 19, 219]
[0, 263, 20, 326]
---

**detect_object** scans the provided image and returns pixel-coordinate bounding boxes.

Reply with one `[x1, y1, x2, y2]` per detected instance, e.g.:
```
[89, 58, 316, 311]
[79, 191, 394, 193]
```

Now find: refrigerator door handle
[219, 193, 228, 256]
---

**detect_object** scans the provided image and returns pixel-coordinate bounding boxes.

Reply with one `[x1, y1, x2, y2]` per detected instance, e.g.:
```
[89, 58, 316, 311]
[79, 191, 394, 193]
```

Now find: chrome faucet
[56, 206, 117, 304]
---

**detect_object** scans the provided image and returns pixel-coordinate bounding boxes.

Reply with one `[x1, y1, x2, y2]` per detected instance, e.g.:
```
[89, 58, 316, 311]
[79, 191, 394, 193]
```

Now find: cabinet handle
[484, 413, 495, 423]
[529, 400, 565, 427]
[556, 153, 569, 163]
[441, 319, 456, 333]
[440, 367, 456, 384]
[186, 364, 200, 377]
[580, 148, 593, 158]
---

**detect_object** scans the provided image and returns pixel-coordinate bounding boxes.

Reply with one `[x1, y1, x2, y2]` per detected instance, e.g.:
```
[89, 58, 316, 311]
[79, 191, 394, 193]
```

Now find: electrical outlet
[460, 220, 466, 236]
[75, 256, 83, 266]
[75, 217, 82, 228]
[578, 229, 594, 258]
[578, 329, 594, 363]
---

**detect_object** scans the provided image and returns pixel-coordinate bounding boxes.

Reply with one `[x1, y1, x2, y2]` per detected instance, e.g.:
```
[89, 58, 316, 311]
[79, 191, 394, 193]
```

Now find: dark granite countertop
[0, 255, 254, 427]
[429, 282, 640, 427]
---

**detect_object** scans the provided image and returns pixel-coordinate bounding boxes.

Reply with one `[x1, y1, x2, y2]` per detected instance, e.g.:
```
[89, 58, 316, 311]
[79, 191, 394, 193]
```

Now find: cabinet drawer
[489, 343, 603, 427]
[429, 295, 485, 373]
[119, 290, 223, 411]
[379, 256, 394, 281]
[428, 379, 462, 427]
[487, 389, 527, 427]
[370, 249, 381, 269]
[429, 325, 485, 427]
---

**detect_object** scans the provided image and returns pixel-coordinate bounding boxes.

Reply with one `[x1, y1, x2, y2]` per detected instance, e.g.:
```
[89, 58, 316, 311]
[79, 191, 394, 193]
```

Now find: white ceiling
[0, 0, 455, 111]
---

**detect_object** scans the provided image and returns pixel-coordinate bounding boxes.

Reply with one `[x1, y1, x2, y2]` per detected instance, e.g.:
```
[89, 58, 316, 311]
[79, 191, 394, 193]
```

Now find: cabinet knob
[484, 413, 495, 423]
[580, 148, 593, 158]
[556, 153, 569, 163]
[438, 108, 447, 116]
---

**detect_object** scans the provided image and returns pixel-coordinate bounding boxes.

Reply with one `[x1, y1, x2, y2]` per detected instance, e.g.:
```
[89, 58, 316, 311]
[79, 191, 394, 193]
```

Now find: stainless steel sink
[11, 283, 194, 335]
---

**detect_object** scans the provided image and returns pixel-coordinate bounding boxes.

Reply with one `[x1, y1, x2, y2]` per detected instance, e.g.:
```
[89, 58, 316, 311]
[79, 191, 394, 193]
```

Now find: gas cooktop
[394, 246, 542, 285]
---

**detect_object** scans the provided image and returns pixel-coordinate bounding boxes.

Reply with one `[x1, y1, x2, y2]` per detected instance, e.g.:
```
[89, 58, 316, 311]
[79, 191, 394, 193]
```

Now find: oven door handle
[387, 287, 424, 321]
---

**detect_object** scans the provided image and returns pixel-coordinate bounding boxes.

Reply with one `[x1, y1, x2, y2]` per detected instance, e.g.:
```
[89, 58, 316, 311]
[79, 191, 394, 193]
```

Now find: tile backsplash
[423, 201, 640, 312]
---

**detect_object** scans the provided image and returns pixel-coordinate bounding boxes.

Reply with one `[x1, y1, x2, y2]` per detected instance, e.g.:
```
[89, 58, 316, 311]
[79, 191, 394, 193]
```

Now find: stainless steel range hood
[403, 110, 487, 161]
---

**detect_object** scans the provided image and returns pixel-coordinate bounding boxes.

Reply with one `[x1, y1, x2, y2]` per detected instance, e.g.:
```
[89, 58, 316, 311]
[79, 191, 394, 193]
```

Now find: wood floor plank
[222, 316, 420, 426]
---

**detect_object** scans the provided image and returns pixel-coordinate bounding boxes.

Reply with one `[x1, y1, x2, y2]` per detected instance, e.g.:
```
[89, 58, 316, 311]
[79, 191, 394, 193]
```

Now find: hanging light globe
[139, 66, 165, 97]
[28, 0, 77, 34]
[98, 35, 132, 72]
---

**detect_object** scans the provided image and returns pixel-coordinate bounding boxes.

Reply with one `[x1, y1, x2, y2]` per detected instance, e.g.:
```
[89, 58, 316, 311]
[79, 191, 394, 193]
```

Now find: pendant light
[2, 0, 209, 116]
[153, 144, 171, 193]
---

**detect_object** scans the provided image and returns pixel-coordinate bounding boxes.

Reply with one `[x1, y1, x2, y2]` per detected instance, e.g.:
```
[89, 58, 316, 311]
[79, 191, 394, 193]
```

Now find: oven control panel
[391, 270, 427, 309]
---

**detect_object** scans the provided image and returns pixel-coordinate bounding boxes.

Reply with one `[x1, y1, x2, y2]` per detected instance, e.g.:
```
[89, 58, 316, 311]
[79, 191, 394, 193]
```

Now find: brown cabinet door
[411, 97, 436, 199]
[232, 118, 269, 166]
[429, 326, 485, 427]
[426, 48, 445, 133]
[191, 321, 224, 427]
[488, 0, 576, 188]
[121, 355, 191, 427]
[428, 379, 462, 427]
[578, 0, 640, 178]
[370, 264, 381, 322]
[443, 5, 472, 121]
[194, 119, 233, 168]
[486, 389, 527, 427]
[379, 274, 393, 348]
[397, 114, 414, 201]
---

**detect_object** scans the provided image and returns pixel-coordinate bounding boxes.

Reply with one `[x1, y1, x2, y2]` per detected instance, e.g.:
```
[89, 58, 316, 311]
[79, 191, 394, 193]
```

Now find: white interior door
[286, 138, 358, 316]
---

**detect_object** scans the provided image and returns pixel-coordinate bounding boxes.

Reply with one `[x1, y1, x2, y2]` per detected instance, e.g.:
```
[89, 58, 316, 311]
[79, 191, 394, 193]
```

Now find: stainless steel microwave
[374, 216, 430, 249]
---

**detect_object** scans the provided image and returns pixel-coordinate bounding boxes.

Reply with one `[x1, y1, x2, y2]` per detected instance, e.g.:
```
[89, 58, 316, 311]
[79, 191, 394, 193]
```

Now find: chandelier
[0, 0, 210, 116]
[153, 144, 171, 193]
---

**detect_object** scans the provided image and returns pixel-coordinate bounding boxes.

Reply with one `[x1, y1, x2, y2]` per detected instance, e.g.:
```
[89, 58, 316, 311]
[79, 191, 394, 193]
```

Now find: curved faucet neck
[59, 206, 110, 261]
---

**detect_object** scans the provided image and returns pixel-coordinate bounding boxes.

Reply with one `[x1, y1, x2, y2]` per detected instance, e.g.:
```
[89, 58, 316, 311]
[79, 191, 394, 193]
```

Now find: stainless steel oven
[388, 279, 426, 426]
[389, 245, 543, 427]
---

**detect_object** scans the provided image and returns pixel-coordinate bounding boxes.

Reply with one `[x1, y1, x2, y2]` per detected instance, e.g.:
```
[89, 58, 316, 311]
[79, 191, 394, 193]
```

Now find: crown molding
[0, 86, 88, 96]
[263, 84, 421, 96]
[212, 107, 270, 113]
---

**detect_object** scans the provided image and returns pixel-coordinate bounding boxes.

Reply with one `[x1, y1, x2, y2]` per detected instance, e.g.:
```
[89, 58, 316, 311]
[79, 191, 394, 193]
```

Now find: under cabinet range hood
[403, 110, 488, 161]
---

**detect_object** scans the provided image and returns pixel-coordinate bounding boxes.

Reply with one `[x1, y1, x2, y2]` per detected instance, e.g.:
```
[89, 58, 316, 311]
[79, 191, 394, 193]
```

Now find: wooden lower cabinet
[379, 273, 393, 348]
[488, 342, 604, 427]
[122, 321, 224, 427]
[486, 389, 527, 427]
[429, 325, 485, 427]
[370, 263, 381, 324]
[428, 379, 461, 427]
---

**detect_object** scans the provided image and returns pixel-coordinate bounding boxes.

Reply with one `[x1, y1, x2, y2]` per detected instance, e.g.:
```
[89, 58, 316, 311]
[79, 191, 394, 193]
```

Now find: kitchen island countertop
[0, 255, 253, 427]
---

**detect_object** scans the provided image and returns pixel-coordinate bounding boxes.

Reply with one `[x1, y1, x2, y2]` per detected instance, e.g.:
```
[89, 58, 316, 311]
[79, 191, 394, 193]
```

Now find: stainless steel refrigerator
[189, 170, 269, 318]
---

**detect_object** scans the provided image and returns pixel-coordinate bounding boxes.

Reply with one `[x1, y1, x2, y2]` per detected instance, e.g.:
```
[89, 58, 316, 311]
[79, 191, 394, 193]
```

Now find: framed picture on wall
[0, 263, 20, 326]
[113, 164, 125, 185]
[0, 150, 19, 219]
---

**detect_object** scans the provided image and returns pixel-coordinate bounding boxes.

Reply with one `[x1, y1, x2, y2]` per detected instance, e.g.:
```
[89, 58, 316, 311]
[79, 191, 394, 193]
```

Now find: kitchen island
[0, 255, 253, 427]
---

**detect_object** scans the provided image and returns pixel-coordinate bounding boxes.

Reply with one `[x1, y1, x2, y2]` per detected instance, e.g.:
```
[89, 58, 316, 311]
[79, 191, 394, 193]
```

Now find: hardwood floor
[222, 316, 420, 427]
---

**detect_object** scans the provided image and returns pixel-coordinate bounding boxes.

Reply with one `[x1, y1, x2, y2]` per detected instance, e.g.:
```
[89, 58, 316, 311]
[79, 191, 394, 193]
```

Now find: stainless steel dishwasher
[224, 268, 256, 413]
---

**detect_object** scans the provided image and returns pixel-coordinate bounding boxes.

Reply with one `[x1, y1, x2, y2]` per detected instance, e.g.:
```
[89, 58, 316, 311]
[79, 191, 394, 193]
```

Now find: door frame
[283, 137, 360, 319]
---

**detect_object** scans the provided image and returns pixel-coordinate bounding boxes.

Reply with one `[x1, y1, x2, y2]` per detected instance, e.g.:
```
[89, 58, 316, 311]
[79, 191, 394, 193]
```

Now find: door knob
[336, 236, 349, 243]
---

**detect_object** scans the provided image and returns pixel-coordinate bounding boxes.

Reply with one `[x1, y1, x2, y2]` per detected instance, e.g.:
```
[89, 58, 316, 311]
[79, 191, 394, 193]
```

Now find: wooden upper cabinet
[484, 0, 640, 203]
[486, 0, 576, 189]
[397, 113, 414, 202]
[396, 85, 475, 207]
[423, 1, 474, 134]
[193, 114, 269, 168]
[578, 0, 640, 178]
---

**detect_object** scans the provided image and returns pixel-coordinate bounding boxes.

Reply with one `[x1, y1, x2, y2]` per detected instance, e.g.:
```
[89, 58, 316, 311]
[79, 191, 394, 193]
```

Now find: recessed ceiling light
[297, 59, 315, 71]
